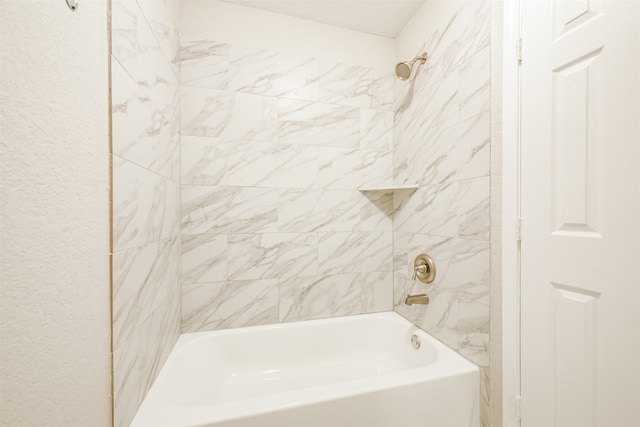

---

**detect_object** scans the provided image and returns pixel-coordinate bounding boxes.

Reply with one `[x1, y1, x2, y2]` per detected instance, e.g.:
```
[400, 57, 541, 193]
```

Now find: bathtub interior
[160, 314, 440, 405]
[132, 312, 480, 427]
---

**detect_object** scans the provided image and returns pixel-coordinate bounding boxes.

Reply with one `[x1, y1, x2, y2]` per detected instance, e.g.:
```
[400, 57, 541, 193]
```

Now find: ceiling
[218, 0, 426, 38]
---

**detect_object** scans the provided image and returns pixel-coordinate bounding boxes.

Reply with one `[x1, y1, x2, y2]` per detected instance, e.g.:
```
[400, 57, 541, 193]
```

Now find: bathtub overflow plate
[411, 334, 421, 349]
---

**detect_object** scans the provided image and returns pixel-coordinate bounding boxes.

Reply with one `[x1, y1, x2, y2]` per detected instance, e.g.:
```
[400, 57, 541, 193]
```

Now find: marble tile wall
[108, 1, 491, 425]
[179, 38, 396, 332]
[110, 1, 181, 426]
[392, 1, 492, 426]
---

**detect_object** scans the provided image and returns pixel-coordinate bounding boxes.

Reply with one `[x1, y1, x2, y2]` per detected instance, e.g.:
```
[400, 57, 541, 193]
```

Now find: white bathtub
[131, 312, 479, 427]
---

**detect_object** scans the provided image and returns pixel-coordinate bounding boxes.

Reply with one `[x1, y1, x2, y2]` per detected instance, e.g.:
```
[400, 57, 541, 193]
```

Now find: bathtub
[130, 312, 479, 427]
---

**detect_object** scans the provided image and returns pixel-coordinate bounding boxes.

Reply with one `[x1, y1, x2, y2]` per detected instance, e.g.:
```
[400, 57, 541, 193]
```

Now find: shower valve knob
[413, 254, 436, 284]
[412, 264, 427, 280]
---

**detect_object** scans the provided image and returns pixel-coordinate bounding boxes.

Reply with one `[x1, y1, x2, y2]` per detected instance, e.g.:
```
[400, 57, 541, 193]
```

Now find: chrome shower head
[395, 53, 428, 80]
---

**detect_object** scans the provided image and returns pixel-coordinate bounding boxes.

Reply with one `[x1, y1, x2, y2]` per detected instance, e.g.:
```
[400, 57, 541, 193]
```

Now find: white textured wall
[0, 0, 111, 426]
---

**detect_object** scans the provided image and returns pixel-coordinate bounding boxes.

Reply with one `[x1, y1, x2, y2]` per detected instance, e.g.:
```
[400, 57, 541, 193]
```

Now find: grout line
[111, 153, 180, 185]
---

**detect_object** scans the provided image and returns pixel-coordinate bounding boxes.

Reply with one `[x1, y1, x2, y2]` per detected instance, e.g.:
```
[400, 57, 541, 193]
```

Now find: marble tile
[226, 140, 318, 188]
[278, 188, 361, 232]
[366, 71, 394, 111]
[410, 111, 490, 186]
[181, 135, 229, 186]
[453, 0, 491, 64]
[277, 98, 359, 148]
[408, 122, 454, 187]
[393, 50, 432, 119]
[318, 147, 360, 189]
[394, 278, 459, 352]
[112, 60, 176, 181]
[390, 0, 492, 419]
[319, 61, 366, 106]
[112, 157, 179, 251]
[181, 87, 277, 141]
[136, 0, 180, 75]
[279, 274, 361, 322]
[138, 294, 181, 397]
[359, 149, 394, 188]
[182, 280, 278, 332]
[393, 182, 459, 236]
[454, 111, 491, 181]
[227, 233, 318, 280]
[229, 45, 319, 101]
[318, 147, 392, 189]
[359, 271, 393, 313]
[181, 234, 227, 283]
[182, 136, 318, 188]
[112, 237, 179, 349]
[112, 0, 178, 112]
[318, 231, 392, 274]
[392, 130, 410, 185]
[393, 231, 411, 271]
[181, 185, 278, 234]
[394, 272, 461, 351]
[424, 11, 463, 75]
[457, 177, 490, 240]
[360, 108, 393, 152]
[394, 178, 489, 240]
[457, 300, 490, 367]
[405, 234, 490, 304]
[394, 234, 489, 351]
[320, 61, 393, 110]
[402, 67, 459, 154]
[167, 100, 181, 183]
[113, 333, 141, 427]
[393, 269, 413, 308]
[112, 0, 180, 424]
[414, 290, 461, 350]
[458, 45, 491, 120]
[360, 191, 393, 232]
[396, 47, 463, 151]
[480, 367, 491, 427]
[180, 39, 229, 90]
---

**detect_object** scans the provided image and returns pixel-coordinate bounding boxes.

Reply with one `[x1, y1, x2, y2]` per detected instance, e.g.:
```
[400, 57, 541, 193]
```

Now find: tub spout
[405, 294, 430, 305]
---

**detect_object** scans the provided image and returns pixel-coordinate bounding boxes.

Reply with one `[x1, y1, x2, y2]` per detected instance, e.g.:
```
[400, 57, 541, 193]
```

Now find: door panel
[520, 0, 640, 426]
[551, 47, 602, 236]
[551, 282, 599, 427]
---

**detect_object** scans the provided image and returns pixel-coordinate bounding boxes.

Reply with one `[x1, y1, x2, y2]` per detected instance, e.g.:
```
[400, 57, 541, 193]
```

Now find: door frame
[501, 0, 522, 425]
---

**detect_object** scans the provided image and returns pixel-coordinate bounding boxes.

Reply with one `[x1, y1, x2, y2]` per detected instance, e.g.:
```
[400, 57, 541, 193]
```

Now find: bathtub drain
[411, 334, 421, 349]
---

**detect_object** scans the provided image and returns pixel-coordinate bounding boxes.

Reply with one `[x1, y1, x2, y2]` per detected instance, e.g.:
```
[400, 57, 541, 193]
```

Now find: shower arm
[410, 54, 428, 65]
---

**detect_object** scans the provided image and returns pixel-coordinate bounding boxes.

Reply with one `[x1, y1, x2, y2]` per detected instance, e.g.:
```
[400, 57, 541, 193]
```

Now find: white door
[520, 0, 640, 426]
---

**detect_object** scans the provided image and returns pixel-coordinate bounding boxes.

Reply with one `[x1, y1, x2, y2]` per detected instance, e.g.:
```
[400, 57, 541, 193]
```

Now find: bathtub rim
[131, 311, 480, 427]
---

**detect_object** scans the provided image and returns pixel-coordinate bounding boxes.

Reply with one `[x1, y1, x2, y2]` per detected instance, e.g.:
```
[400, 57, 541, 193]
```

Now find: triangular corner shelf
[357, 184, 419, 191]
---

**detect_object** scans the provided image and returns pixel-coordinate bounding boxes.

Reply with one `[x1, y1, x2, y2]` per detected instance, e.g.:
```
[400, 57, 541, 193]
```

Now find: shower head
[395, 53, 428, 80]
